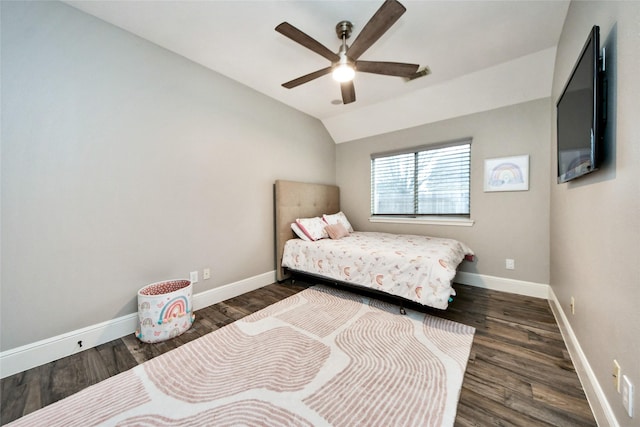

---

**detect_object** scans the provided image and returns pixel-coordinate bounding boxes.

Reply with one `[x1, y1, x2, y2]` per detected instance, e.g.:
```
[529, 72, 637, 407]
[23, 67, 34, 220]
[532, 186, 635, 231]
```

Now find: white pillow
[291, 223, 311, 241]
[296, 217, 329, 241]
[323, 211, 354, 233]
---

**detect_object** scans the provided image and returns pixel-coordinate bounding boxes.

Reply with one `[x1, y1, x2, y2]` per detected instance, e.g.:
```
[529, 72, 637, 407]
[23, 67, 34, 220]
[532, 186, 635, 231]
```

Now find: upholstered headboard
[274, 180, 340, 282]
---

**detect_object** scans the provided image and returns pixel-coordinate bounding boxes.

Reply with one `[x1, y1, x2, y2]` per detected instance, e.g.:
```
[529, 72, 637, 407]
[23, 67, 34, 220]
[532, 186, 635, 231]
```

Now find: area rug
[8, 285, 475, 427]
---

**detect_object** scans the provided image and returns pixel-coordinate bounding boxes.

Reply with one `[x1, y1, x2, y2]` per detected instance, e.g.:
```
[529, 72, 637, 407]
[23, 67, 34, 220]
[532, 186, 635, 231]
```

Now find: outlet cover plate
[622, 375, 634, 417]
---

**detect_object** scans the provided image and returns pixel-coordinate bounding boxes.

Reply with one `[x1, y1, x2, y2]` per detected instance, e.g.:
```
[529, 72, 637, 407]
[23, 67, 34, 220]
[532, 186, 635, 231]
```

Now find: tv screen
[556, 25, 603, 183]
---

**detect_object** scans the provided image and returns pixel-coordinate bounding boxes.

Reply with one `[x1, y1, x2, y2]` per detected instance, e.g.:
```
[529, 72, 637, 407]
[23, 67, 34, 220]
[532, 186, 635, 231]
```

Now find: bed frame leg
[399, 306, 406, 315]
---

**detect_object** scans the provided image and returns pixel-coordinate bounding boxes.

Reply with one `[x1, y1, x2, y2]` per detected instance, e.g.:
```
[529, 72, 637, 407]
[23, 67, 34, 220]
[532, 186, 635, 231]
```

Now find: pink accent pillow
[325, 222, 349, 240]
[323, 211, 354, 233]
[295, 217, 329, 241]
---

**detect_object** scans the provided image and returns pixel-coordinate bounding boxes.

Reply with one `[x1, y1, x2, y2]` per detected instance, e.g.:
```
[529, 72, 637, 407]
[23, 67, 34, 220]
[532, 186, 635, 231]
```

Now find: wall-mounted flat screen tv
[556, 25, 606, 184]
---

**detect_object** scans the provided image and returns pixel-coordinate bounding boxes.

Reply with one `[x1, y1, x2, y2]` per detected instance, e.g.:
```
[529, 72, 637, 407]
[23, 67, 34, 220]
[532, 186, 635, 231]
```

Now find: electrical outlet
[505, 259, 515, 270]
[570, 297, 575, 315]
[203, 268, 211, 280]
[613, 360, 621, 392]
[190, 271, 198, 284]
[622, 375, 634, 417]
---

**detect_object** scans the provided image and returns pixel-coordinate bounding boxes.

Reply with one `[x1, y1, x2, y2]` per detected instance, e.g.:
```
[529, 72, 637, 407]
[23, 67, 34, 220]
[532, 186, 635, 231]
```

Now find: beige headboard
[274, 180, 340, 282]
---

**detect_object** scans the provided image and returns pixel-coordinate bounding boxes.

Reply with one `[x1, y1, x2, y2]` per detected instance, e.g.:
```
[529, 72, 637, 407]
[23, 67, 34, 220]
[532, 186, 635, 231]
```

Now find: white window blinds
[371, 141, 471, 216]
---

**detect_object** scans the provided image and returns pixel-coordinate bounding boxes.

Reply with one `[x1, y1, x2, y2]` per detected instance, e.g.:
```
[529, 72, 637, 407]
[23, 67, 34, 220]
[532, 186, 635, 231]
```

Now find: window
[371, 140, 471, 216]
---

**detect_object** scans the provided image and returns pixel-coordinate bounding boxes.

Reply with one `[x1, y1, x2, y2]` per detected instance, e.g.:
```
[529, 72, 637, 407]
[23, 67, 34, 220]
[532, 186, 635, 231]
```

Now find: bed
[274, 180, 473, 310]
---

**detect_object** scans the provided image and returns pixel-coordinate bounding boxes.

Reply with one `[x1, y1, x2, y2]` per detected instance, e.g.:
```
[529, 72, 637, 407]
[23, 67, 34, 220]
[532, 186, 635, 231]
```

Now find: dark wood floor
[1, 280, 596, 426]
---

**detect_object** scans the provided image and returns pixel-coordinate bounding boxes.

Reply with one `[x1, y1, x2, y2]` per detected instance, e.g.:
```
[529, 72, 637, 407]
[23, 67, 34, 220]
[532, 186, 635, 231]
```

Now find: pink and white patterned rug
[8, 285, 475, 427]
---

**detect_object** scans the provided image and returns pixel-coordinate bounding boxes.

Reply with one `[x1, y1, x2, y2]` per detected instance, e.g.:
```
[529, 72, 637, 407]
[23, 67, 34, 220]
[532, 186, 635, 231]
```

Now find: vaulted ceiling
[65, 0, 570, 143]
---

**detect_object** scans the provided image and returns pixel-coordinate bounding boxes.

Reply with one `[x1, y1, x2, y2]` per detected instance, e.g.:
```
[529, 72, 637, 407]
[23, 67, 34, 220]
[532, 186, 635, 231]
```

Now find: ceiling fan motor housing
[335, 21, 353, 40]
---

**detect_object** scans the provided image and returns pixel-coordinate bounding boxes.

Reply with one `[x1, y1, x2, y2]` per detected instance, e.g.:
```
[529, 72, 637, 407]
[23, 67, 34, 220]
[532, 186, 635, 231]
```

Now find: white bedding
[281, 231, 473, 310]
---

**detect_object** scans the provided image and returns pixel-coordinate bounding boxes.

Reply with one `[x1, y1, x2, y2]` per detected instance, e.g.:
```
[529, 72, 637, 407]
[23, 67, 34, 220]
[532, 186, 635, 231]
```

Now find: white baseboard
[458, 272, 615, 425]
[0, 271, 275, 379]
[547, 287, 619, 427]
[0, 313, 139, 380]
[454, 271, 549, 299]
[191, 271, 275, 311]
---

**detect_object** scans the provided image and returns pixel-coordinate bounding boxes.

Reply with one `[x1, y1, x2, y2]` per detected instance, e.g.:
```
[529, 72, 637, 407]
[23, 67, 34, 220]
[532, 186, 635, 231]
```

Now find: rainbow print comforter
[282, 231, 473, 310]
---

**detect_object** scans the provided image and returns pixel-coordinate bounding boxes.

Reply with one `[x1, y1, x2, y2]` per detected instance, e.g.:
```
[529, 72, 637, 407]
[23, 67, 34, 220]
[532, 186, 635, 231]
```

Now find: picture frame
[484, 155, 529, 192]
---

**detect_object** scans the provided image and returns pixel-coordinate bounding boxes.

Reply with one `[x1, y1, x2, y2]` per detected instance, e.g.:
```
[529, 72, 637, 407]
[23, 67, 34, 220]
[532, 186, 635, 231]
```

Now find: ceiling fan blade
[282, 66, 333, 89]
[355, 60, 419, 77]
[276, 22, 340, 63]
[347, 0, 406, 60]
[341, 81, 356, 104]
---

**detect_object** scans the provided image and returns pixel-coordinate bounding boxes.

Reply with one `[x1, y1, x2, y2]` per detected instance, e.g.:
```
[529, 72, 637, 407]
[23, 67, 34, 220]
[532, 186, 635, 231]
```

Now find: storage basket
[136, 279, 195, 343]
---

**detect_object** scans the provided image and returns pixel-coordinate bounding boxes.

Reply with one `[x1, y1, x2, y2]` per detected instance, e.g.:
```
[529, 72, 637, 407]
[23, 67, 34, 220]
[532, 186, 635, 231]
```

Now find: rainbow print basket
[136, 279, 195, 343]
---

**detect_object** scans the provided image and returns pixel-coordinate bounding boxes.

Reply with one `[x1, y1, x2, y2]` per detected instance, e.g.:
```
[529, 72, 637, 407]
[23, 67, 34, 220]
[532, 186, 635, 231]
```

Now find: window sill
[369, 216, 474, 227]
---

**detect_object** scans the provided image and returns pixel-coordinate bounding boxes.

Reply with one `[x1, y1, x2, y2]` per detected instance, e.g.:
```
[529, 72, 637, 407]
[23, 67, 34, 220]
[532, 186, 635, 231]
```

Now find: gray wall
[550, 1, 640, 424]
[1, 1, 335, 351]
[337, 99, 551, 285]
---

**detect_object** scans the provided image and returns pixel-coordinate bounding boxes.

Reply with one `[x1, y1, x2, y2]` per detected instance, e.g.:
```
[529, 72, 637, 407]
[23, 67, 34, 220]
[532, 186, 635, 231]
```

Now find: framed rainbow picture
[484, 155, 529, 192]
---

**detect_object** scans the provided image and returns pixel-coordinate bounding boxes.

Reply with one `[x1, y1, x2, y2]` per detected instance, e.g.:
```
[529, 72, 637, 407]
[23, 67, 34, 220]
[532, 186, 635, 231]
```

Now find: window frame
[370, 139, 472, 221]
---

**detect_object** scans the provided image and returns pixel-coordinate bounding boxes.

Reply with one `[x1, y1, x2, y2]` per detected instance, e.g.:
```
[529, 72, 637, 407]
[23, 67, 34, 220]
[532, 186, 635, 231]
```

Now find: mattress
[281, 231, 473, 310]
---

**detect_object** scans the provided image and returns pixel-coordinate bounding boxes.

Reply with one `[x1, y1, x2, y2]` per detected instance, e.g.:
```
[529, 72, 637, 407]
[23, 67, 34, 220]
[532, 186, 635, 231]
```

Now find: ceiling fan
[275, 0, 420, 105]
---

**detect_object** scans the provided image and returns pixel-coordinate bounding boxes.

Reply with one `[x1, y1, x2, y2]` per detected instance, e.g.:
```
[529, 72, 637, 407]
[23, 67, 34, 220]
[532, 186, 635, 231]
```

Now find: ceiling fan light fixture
[332, 63, 355, 82]
[332, 42, 354, 83]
